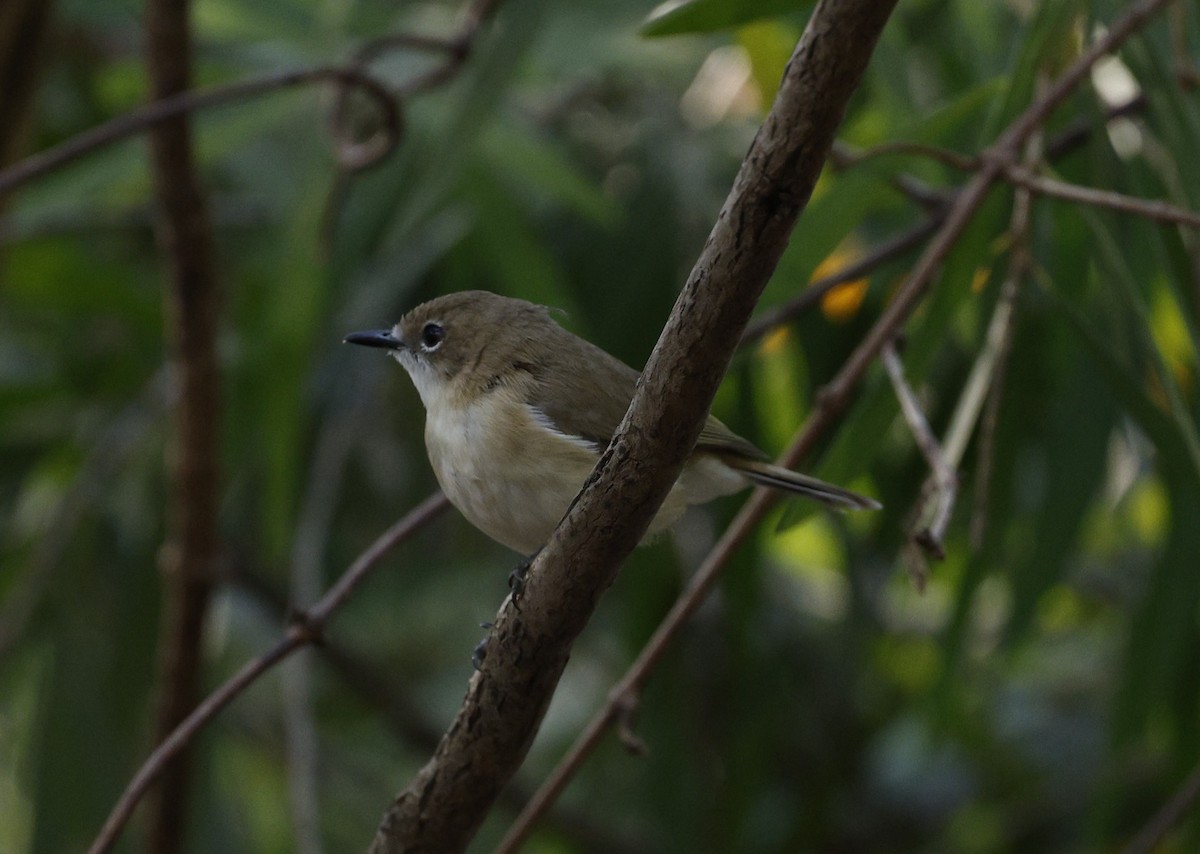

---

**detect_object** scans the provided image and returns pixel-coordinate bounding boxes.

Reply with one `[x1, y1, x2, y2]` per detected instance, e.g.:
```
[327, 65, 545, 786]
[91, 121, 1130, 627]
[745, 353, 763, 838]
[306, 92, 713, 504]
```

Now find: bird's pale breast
[424, 385, 601, 553]
[420, 375, 748, 554]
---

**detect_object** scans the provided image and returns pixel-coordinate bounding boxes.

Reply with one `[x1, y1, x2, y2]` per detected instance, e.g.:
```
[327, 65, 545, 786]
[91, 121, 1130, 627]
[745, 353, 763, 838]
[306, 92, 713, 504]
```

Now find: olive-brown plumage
[345, 290, 878, 553]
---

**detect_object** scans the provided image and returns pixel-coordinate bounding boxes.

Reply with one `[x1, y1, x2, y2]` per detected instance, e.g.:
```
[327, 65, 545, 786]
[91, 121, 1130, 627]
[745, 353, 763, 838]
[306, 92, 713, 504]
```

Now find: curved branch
[318, 0, 503, 245]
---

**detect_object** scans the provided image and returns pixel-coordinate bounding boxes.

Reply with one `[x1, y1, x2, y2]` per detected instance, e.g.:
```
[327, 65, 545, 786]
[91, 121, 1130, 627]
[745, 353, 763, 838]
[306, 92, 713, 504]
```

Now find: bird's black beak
[343, 329, 405, 351]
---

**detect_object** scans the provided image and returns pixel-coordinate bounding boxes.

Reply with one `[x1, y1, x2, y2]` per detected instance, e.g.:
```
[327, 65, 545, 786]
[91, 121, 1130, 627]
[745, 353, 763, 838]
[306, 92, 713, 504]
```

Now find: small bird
[345, 291, 878, 554]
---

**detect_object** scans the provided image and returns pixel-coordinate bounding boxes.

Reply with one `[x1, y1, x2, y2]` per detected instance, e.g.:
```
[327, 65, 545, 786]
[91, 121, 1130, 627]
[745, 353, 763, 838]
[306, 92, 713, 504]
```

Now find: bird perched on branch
[345, 290, 878, 554]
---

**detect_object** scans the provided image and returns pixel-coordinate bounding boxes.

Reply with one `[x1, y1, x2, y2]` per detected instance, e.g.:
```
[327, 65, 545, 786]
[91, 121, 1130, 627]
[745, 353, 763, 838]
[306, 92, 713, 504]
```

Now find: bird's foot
[472, 621, 494, 671]
[508, 549, 540, 604]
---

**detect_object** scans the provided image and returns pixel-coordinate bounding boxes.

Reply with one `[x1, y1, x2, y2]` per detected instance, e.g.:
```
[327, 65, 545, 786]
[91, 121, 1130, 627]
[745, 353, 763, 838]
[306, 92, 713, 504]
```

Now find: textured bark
[369, 1, 899, 851]
[143, 0, 222, 851]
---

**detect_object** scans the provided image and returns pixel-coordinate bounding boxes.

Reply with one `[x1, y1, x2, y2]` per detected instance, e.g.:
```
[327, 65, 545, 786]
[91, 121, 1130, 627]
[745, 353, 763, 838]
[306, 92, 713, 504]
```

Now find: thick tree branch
[367, 2, 899, 851]
[499, 0, 1182, 841]
[142, 0, 223, 850]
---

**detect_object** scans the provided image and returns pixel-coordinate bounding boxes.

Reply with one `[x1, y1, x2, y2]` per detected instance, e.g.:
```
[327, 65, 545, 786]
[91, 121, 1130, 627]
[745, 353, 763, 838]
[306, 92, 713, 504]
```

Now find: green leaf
[642, 0, 814, 38]
[480, 124, 620, 228]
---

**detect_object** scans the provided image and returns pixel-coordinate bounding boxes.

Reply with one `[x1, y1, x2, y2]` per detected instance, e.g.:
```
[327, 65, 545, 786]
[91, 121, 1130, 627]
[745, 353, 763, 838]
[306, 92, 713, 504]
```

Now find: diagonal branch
[367, 2, 900, 851]
[1002, 164, 1200, 229]
[740, 215, 944, 345]
[0, 66, 400, 201]
[498, 0, 1182, 841]
[88, 491, 449, 854]
[882, 340, 956, 588]
[1122, 761, 1200, 854]
[804, 0, 1177, 445]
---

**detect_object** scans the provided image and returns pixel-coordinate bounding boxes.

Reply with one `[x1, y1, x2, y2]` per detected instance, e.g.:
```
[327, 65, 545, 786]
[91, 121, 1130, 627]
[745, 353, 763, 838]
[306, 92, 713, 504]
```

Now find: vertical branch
[0, 0, 53, 171]
[282, 422, 355, 854]
[143, 0, 221, 851]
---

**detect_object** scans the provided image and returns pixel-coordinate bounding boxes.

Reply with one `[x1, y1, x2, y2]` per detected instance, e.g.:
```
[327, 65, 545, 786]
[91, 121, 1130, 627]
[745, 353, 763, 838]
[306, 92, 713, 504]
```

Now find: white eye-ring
[420, 321, 445, 352]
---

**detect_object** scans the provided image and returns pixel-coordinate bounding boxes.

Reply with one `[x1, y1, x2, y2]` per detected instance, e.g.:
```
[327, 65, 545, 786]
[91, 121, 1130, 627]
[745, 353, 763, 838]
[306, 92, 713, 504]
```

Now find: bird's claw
[472, 621, 493, 671]
[508, 550, 538, 604]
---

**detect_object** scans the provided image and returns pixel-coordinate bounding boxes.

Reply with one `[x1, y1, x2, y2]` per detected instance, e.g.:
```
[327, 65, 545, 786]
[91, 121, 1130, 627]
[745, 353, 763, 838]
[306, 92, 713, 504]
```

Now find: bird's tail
[727, 457, 881, 511]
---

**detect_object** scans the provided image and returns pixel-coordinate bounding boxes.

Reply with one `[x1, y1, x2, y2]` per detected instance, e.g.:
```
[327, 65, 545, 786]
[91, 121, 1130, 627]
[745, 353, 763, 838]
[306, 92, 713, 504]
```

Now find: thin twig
[1122, 762, 1200, 854]
[831, 139, 979, 172]
[881, 341, 956, 588]
[742, 91, 1157, 346]
[741, 215, 944, 345]
[964, 112, 1044, 548]
[1003, 164, 1200, 229]
[0, 66, 400, 200]
[231, 565, 656, 854]
[828, 141, 960, 209]
[499, 0, 1181, 843]
[1045, 94, 1146, 161]
[88, 492, 449, 854]
[966, 275, 1023, 549]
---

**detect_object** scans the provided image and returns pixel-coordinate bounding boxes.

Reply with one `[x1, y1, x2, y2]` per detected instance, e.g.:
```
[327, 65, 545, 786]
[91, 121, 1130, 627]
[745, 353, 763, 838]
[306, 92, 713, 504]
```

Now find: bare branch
[88, 492, 449, 854]
[740, 215, 943, 345]
[227, 561, 655, 854]
[881, 341, 956, 588]
[498, 0, 1181, 841]
[968, 122, 1042, 548]
[1003, 163, 1200, 229]
[0, 66, 400, 201]
[368, 2, 900, 851]
[1122, 762, 1200, 854]
[319, 0, 503, 246]
[809, 0, 1177, 436]
[497, 478, 800, 852]
[142, 0, 223, 845]
[833, 139, 979, 172]
[967, 274, 1023, 549]
[0, 0, 53, 172]
[282, 422, 357, 854]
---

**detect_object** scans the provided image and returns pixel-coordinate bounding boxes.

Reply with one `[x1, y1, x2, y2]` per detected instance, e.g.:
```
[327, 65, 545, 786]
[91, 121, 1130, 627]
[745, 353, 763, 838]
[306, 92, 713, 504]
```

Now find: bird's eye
[420, 322, 445, 352]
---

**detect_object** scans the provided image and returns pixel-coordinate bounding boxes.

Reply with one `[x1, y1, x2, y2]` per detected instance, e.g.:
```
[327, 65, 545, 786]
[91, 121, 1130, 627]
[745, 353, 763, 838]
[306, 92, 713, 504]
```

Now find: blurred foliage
[1, 0, 1200, 852]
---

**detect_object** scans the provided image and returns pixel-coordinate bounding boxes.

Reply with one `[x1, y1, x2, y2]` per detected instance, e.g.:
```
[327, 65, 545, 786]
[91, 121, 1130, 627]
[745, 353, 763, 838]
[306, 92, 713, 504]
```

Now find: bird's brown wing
[695, 416, 769, 461]
[525, 334, 642, 449]
[529, 328, 768, 460]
